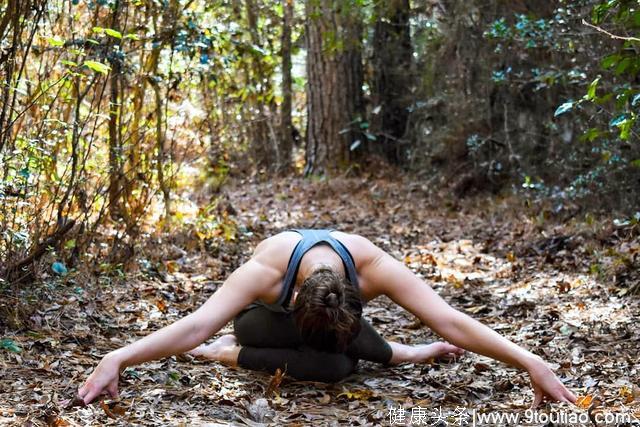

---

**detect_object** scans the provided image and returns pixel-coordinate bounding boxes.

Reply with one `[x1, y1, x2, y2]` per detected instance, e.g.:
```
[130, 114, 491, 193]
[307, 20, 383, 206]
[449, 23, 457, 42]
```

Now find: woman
[79, 229, 576, 407]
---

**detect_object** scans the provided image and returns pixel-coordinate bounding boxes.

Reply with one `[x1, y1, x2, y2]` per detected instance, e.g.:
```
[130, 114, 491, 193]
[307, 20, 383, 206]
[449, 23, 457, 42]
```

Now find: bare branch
[582, 19, 640, 43]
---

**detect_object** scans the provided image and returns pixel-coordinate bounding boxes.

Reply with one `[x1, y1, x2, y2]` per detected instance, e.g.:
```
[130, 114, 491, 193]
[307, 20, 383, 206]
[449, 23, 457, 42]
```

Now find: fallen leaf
[473, 362, 491, 373]
[577, 394, 594, 409]
[266, 367, 285, 398]
[337, 388, 375, 401]
[619, 386, 634, 404]
[99, 400, 126, 419]
[63, 395, 85, 409]
[557, 281, 571, 293]
[155, 299, 167, 313]
[165, 260, 179, 273]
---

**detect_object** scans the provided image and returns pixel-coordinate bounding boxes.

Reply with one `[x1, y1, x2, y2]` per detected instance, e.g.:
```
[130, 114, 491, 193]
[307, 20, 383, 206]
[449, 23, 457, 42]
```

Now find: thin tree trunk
[245, 0, 277, 172]
[152, 81, 171, 222]
[107, 0, 124, 220]
[279, 0, 294, 173]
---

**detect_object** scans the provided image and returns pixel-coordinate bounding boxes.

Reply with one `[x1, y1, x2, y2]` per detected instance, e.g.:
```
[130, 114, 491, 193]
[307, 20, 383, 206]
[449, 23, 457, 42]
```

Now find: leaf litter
[1, 175, 639, 425]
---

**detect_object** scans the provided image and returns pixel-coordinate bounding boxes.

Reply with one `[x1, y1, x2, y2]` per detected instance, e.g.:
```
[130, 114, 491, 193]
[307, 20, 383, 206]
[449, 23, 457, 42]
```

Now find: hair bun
[325, 292, 339, 308]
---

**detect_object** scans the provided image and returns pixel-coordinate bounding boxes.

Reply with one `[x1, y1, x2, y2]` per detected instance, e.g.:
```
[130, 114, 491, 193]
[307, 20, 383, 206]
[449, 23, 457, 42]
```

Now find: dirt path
[1, 177, 639, 426]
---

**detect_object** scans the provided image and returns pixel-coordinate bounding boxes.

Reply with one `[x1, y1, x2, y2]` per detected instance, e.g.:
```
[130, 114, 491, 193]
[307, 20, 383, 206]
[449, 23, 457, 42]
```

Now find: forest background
[1, 0, 640, 424]
[2, 0, 640, 290]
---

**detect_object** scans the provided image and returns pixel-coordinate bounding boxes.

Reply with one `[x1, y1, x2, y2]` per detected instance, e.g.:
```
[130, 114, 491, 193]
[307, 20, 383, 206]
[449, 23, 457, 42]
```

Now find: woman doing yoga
[79, 229, 577, 407]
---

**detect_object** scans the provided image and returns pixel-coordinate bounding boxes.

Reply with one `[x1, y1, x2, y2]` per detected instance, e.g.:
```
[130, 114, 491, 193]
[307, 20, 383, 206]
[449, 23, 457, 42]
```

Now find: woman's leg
[346, 318, 464, 365]
[190, 305, 357, 382]
[233, 305, 302, 348]
[188, 307, 464, 379]
[188, 334, 241, 365]
[345, 318, 393, 364]
[188, 305, 299, 365]
[386, 341, 464, 365]
[236, 345, 357, 382]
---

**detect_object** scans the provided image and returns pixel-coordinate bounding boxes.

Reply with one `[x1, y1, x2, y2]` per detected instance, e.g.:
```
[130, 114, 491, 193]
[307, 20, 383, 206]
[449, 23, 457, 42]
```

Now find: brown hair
[292, 267, 362, 353]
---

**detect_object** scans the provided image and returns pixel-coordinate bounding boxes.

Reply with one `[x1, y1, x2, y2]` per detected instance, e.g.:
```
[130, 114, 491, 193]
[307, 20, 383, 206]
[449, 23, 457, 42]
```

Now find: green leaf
[92, 26, 104, 33]
[585, 77, 600, 101]
[0, 338, 22, 353]
[18, 167, 30, 179]
[104, 28, 123, 39]
[631, 159, 640, 168]
[554, 101, 574, 117]
[601, 54, 620, 69]
[364, 131, 377, 141]
[610, 114, 635, 140]
[580, 128, 602, 143]
[83, 60, 111, 74]
[609, 114, 628, 127]
[620, 119, 633, 140]
[124, 33, 141, 41]
[61, 60, 78, 67]
[615, 57, 632, 75]
[52, 261, 68, 276]
[46, 36, 65, 47]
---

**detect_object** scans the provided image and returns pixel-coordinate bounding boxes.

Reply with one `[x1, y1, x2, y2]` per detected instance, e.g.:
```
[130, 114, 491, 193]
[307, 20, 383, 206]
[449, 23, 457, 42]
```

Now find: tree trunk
[107, 0, 125, 220]
[244, 0, 278, 172]
[372, 0, 412, 164]
[304, 0, 364, 175]
[279, 0, 294, 173]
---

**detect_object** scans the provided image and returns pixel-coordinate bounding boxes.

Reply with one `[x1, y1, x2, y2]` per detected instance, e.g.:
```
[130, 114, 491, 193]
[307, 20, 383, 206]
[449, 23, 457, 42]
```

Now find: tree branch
[3, 220, 76, 278]
[582, 19, 640, 43]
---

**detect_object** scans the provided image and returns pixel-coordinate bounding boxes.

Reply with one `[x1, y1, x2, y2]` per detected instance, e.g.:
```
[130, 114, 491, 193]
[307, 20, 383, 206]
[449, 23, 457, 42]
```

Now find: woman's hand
[526, 357, 576, 408]
[78, 352, 123, 405]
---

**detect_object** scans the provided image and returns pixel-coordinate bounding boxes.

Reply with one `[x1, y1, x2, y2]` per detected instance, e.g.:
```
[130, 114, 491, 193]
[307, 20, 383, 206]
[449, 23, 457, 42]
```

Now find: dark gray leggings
[233, 305, 393, 382]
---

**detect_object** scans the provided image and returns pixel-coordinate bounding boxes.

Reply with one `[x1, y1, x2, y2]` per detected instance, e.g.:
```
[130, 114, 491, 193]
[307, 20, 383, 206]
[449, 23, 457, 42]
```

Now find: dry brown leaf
[337, 388, 375, 401]
[165, 260, 179, 273]
[557, 281, 571, 293]
[62, 395, 85, 410]
[155, 299, 167, 313]
[473, 362, 491, 373]
[576, 394, 593, 409]
[266, 368, 285, 398]
[99, 400, 126, 419]
[619, 386, 634, 404]
[47, 416, 70, 427]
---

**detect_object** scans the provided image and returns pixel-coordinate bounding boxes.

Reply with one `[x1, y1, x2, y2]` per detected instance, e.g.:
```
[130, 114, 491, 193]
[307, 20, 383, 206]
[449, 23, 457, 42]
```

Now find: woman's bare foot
[388, 341, 464, 365]
[187, 334, 241, 366]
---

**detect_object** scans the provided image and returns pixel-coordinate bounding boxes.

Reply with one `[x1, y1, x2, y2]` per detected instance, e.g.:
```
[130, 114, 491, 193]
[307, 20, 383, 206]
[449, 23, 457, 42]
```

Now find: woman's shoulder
[330, 231, 382, 265]
[256, 230, 301, 249]
[252, 231, 302, 267]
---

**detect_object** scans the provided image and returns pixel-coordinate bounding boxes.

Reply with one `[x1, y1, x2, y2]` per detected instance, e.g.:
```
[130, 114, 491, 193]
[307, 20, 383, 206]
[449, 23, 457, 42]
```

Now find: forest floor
[1, 174, 639, 426]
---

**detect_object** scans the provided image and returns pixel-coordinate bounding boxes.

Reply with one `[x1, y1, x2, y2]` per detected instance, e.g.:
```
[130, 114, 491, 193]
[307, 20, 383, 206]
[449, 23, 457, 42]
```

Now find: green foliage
[83, 60, 111, 74]
[51, 262, 68, 276]
[482, 2, 640, 209]
[0, 0, 305, 286]
[0, 339, 22, 353]
[554, 101, 575, 117]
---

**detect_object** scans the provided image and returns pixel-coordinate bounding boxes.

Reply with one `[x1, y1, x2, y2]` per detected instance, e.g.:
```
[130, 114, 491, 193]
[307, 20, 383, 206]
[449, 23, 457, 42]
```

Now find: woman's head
[292, 267, 362, 352]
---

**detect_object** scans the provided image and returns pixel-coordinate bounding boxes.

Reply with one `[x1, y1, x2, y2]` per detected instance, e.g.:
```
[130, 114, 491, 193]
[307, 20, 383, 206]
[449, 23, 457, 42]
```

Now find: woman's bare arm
[112, 257, 280, 367]
[356, 237, 576, 406]
[78, 252, 282, 404]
